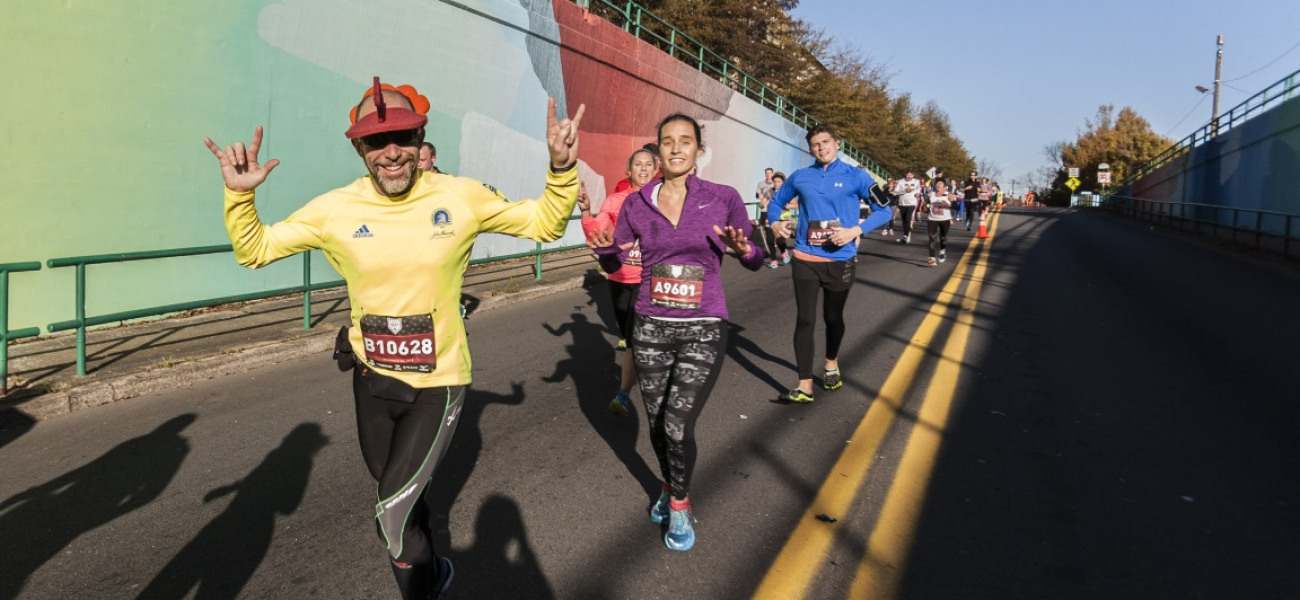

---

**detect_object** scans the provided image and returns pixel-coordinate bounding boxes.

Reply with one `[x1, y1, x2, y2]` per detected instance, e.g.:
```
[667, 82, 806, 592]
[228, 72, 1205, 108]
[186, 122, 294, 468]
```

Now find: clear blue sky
[790, 0, 1300, 187]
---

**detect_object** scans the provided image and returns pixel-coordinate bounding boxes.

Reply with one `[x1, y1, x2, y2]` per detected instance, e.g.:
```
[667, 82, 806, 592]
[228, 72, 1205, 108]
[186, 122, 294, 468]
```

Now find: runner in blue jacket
[769, 124, 893, 403]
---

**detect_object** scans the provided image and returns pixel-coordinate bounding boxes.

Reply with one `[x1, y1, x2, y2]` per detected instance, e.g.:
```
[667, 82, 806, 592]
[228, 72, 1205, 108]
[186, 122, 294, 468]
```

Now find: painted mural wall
[1123, 95, 1300, 234]
[1, 0, 838, 334]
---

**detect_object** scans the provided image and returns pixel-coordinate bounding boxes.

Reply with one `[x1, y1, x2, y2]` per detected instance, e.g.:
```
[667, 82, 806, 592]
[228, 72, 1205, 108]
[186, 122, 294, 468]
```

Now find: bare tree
[974, 157, 1003, 181]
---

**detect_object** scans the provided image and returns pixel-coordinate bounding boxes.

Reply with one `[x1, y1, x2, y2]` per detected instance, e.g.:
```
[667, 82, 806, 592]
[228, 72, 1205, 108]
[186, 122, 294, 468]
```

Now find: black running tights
[353, 367, 464, 600]
[631, 316, 727, 501]
[792, 264, 851, 380]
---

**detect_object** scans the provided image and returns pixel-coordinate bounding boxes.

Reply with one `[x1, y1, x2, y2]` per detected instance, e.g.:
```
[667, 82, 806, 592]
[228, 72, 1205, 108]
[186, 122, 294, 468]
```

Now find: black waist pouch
[332, 326, 355, 372]
[337, 325, 421, 403]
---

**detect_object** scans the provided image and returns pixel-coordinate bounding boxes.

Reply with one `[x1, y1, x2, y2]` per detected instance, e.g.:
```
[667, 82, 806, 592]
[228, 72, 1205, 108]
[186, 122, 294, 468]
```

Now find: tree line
[590, 0, 976, 179]
[1035, 104, 1172, 205]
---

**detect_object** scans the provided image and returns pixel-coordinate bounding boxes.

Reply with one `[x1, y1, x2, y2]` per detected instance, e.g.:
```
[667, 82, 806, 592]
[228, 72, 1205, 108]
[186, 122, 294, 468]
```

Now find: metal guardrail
[31, 215, 587, 379]
[1102, 195, 1299, 259]
[43, 246, 344, 378]
[1114, 68, 1300, 189]
[1, 261, 42, 394]
[581, 0, 890, 180]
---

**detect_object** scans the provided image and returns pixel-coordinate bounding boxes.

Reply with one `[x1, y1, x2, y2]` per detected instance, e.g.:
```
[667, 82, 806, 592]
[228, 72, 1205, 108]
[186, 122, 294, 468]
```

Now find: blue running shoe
[664, 503, 696, 551]
[608, 390, 631, 417]
[649, 488, 671, 524]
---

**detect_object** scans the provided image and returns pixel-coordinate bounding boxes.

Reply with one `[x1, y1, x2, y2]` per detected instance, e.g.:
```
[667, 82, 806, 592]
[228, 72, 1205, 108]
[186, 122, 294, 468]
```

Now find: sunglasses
[359, 129, 421, 149]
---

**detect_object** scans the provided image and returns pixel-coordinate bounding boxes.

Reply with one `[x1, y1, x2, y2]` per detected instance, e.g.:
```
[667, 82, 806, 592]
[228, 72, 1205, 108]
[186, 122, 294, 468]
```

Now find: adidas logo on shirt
[353, 224, 374, 238]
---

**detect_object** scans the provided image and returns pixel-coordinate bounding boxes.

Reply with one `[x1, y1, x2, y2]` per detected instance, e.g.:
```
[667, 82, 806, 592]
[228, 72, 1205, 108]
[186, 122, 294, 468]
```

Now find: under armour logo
[834, 182, 844, 188]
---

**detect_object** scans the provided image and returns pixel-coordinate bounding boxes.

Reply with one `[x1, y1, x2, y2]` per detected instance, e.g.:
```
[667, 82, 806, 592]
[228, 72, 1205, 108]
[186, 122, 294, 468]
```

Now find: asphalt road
[2, 208, 1297, 600]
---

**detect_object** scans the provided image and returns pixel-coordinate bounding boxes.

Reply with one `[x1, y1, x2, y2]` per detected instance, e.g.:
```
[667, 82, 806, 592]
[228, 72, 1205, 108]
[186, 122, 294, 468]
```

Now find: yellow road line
[752, 217, 994, 600]
[849, 210, 1001, 599]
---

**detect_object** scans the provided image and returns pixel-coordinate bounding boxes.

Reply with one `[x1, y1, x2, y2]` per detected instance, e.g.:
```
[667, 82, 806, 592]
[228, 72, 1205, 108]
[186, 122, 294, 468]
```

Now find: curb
[3, 273, 590, 422]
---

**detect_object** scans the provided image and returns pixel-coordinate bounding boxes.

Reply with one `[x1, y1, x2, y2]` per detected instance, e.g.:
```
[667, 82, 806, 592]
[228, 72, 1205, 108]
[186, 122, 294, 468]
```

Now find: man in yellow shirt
[204, 78, 584, 599]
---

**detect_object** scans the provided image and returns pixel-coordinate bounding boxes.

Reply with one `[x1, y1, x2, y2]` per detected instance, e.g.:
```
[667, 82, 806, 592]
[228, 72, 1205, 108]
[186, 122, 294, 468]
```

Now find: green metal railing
[581, 0, 890, 180]
[2, 261, 42, 394]
[1112, 68, 1300, 190]
[39, 218, 588, 378]
[44, 246, 343, 377]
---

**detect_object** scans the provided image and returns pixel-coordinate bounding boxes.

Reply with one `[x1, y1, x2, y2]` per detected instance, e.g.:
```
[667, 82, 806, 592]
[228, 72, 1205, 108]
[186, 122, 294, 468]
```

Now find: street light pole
[1212, 34, 1224, 137]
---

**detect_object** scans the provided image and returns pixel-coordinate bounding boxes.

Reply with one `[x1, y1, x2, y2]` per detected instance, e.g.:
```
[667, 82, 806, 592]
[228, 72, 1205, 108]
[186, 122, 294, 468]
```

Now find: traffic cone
[975, 207, 990, 239]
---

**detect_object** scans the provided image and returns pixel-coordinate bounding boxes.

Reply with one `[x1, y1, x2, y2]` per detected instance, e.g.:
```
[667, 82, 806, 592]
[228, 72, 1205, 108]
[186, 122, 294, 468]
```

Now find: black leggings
[606, 279, 640, 340]
[631, 316, 727, 500]
[898, 206, 917, 237]
[791, 258, 855, 380]
[353, 367, 464, 600]
[928, 220, 950, 257]
[757, 213, 786, 259]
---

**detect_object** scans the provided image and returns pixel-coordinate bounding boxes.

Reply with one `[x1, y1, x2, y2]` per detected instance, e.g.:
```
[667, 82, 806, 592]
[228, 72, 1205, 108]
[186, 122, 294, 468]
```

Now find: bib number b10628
[359, 313, 436, 373]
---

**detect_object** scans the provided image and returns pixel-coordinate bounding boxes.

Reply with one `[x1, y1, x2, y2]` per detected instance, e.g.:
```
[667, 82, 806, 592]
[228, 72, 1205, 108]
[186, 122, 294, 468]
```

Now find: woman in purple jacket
[588, 113, 764, 551]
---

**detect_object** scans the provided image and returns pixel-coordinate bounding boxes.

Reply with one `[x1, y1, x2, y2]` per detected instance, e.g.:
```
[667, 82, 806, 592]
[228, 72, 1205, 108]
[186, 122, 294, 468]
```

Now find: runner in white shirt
[890, 171, 923, 244]
[925, 180, 955, 266]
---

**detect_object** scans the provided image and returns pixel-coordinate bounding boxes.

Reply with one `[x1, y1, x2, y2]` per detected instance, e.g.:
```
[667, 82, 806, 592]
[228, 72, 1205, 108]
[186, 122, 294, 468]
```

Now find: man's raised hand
[203, 126, 280, 193]
[547, 98, 586, 170]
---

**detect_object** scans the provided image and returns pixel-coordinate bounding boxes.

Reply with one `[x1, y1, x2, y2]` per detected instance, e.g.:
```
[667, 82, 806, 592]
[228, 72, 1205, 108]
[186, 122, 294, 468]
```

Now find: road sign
[1068, 167, 1079, 178]
[925, 167, 937, 179]
[1098, 172, 1111, 184]
[1065, 177, 1081, 190]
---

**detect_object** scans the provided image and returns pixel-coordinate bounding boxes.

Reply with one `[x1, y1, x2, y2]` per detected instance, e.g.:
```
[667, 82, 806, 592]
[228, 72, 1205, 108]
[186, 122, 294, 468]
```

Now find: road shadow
[896, 211, 1300, 599]
[452, 494, 555, 599]
[542, 312, 660, 500]
[0, 414, 196, 600]
[579, 270, 620, 337]
[725, 322, 796, 396]
[425, 384, 527, 555]
[0, 409, 36, 449]
[134, 422, 328, 600]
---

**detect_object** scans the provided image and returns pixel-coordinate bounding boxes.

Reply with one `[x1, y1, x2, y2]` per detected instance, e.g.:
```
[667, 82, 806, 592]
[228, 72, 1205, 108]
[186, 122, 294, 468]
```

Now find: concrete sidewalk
[0, 251, 599, 426]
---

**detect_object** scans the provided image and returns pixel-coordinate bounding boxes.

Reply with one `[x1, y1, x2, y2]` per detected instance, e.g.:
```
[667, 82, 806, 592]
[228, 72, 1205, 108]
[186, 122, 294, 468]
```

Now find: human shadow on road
[580, 270, 620, 338]
[0, 410, 36, 450]
[0, 414, 196, 600]
[134, 423, 328, 600]
[542, 313, 660, 500]
[452, 494, 555, 599]
[725, 322, 796, 395]
[425, 383, 527, 555]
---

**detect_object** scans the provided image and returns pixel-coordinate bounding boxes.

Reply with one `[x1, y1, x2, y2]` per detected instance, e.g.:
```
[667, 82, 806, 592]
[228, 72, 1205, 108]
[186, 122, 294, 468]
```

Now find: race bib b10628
[359, 313, 436, 373]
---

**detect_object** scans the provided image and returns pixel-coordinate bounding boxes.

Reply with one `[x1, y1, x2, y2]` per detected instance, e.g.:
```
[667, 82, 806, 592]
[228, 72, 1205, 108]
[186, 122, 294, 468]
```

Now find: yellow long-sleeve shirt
[224, 168, 578, 388]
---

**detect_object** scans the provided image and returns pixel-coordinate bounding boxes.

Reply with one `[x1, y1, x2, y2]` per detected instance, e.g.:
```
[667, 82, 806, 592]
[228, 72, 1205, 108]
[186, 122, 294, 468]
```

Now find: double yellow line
[753, 210, 1001, 600]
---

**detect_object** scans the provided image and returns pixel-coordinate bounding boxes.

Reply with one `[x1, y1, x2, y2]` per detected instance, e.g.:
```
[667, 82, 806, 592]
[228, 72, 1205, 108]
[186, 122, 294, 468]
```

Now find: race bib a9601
[649, 264, 704, 309]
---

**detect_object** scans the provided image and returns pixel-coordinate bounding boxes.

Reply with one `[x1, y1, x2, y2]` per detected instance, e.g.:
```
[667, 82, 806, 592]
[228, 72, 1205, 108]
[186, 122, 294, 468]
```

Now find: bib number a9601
[359, 313, 436, 373]
[649, 264, 704, 310]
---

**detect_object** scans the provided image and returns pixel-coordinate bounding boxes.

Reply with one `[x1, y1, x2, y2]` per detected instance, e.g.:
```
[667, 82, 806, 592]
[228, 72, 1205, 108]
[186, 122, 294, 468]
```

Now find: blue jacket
[768, 158, 892, 261]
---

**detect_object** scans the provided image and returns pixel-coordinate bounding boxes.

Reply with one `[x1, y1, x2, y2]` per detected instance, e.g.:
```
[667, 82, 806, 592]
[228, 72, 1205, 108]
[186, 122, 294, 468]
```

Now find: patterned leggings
[631, 316, 728, 500]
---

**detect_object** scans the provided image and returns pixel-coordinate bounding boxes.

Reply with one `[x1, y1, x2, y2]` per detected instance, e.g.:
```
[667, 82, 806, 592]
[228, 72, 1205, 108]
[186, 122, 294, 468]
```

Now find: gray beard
[372, 165, 416, 196]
